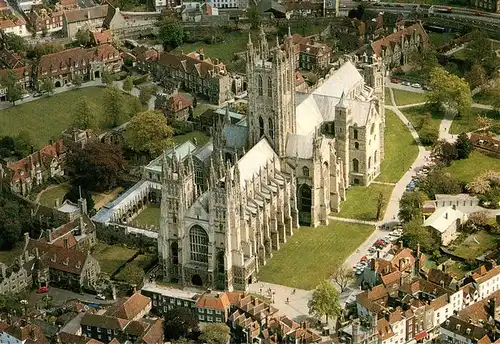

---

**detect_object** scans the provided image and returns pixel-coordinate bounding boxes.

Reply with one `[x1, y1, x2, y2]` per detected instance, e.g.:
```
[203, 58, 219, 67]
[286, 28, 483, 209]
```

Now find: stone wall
[96, 222, 157, 254]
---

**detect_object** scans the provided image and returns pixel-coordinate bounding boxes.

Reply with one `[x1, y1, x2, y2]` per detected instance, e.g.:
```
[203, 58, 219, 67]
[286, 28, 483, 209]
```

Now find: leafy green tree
[1, 69, 22, 105]
[163, 307, 199, 340]
[66, 141, 126, 192]
[128, 97, 143, 118]
[247, 6, 261, 29]
[73, 97, 96, 129]
[331, 265, 354, 292]
[465, 63, 487, 90]
[158, 18, 185, 50]
[101, 70, 114, 86]
[465, 30, 498, 73]
[401, 218, 438, 252]
[75, 29, 93, 47]
[199, 323, 230, 344]
[0, 194, 34, 250]
[4, 33, 27, 52]
[398, 191, 426, 223]
[455, 132, 473, 159]
[103, 86, 125, 127]
[73, 73, 83, 88]
[409, 45, 438, 80]
[139, 86, 154, 105]
[13, 131, 33, 157]
[119, 264, 145, 286]
[123, 76, 133, 92]
[171, 338, 194, 344]
[40, 78, 55, 95]
[125, 110, 173, 156]
[427, 67, 472, 115]
[420, 169, 461, 199]
[308, 280, 340, 323]
[487, 84, 500, 113]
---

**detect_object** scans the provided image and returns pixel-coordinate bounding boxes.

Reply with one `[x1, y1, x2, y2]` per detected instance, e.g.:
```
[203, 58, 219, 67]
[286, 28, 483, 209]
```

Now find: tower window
[258, 75, 263, 96]
[267, 77, 272, 97]
[354, 142, 359, 150]
[352, 159, 359, 173]
[268, 118, 274, 139]
[302, 166, 309, 177]
[259, 116, 264, 137]
[353, 129, 358, 140]
[171, 242, 179, 265]
[190, 225, 209, 264]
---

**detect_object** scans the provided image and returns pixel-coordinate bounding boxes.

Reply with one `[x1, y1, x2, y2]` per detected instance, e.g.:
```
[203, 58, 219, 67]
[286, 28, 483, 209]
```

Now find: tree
[103, 86, 125, 127]
[73, 74, 83, 88]
[427, 67, 472, 115]
[4, 33, 27, 52]
[119, 264, 145, 286]
[464, 212, 488, 233]
[465, 63, 487, 90]
[247, 6, 261, 29]
[13, 131, 33, 157]
[331, 265, 354, 292]
[75, 29, 92, 47]
[40, 78, 55, 95]
[376, 191, 385, 221]
[420, 169, 461, 199]
[401, 218, 438, 252]
[307, 280, 340, 323]
[63, 185, 95, 212]
[123, 76, 133, 92]
[476, 114, 492, 130]
[465, 30, 498, 73]
[0, 194, 34, 250]
[171, 339, 194, 344]
[433, 140, 458, 165]
[163, 307, 199, 340]
[73, 97, 96, 129]
[66, 141, 126, 192]
[455, 132, 473, 159]
[398, 191, 426, 223]
[158, 18, 184, 50]
[125, 110, 174, 156]
[101, 70, 114, 86]
[488, 84, 500, 112]
[128, 97, 143, 118]
[139, 86, 154, 105]
[199, 323, 230, 344]
[409, 45, 438, 80]
[1, 69, 22, 105]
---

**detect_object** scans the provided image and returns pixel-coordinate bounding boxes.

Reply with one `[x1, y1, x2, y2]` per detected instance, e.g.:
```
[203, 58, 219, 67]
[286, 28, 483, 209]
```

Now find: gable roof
[92, 30, 112, 45]
[195, 291, 231, 311]
[157, 50, 227, 79]
[370, 22, 429, 56]
[167, 92, 192, 113]
[236, 138, 278, 188]
[424, 206, 464, 233]
[63, 5, 108, 23]
[104, 293, 151, 320]
[4, 320, 49, 344]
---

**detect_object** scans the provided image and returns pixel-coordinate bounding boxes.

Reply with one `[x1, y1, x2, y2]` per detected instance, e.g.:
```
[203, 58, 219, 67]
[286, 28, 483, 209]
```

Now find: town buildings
[157, 27, 385, 291]
[62, 5, 108, 38]
[0, 15, 29, 36]
[165, 91, 193, 121]
[423, 207, 466, 246]
[28, 6, 63, 34]
[471, 0, 500, 13]
[0, 319, 49, 344]
[290, 33, 332, 71]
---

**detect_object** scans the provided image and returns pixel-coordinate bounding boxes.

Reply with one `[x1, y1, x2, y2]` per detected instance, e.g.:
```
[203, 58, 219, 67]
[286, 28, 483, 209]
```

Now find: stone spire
[259, 24, 269, 60]
[336, 90, 348, 108]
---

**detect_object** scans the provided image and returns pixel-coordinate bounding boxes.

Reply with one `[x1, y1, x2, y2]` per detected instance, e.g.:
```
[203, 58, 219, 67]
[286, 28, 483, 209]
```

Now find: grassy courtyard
[38, 184, 70, 207]
[442, 151, 500, 184]
[450, 109, 499, 135]
[427, 32, 457, 48]
[392, 89, 427, 106]
[114, 254, 157, 282]
[404, 105, 444, 147]
[130, 204, 161, 229]
[378, 110, 419, 183]
[335, 183, 394, 221]
[450, 231, 499, 259]
[258, 221, 374, 290]
[173, 131, 210, 146]
[0, 87, 137, 148]
[92, 242, 138, 275]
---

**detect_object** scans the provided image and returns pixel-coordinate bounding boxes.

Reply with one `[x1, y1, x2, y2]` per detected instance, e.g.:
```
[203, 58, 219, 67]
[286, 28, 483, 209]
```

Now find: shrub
[133, 74, 150, 85]
[171, 120, 194, 135]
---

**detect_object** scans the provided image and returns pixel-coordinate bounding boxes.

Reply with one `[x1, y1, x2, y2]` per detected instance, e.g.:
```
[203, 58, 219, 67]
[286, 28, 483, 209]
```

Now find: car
[36, 286, 49, 293]
[33, 92, 43, 97]
[411, 83, 422, 88]
[401, 81, 410, 86]
[96, 294, 106, 300]
[391, 78, 400, 84]
[21, 93, 30, 99]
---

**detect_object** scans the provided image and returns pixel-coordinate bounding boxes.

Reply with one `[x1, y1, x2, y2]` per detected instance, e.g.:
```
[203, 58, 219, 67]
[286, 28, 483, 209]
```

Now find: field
[0, 87, 137, 148]
[378, 110, 419, 183]
[442, 151, 500, 183]
[404, 105, 444, 147]
[257, 221, 374, 289]
[114, 254, 157, 282]
[129, 204, 161, 229]
[173, 131, 210, 146]
[450, 231, 498, 259]
[335, 184, 394, 221]
[38, 184, 70, 207]
[450, 109, 499, 134]
[391, 89, 427, 106]
[92, 242, 138, 275]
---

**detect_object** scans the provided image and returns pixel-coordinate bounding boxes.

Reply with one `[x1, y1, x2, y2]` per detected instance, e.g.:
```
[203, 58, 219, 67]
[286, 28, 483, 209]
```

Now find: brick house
[92, 29, 112, 45]
[36, 44, 122, 87]
[165, 91, 193, 121]
[0, 319, 49, 344]
[290, 34, 332, 71]
[195, 291, 231, 323]
[154, 49, 232, 105]
[0, 16, 30, 37]
[4, 139, 66, 196]
[62, 5, 108, 38]
[28, 7, 63, 35]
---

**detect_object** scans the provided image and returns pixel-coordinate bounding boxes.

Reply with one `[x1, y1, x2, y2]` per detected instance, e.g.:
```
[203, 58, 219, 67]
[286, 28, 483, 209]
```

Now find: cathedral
[158, 27, 386, 291]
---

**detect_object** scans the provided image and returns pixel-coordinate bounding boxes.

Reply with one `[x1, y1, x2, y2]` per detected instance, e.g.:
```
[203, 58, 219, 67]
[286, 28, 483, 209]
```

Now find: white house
[423, 207, 466, 246]
[471, 265, 500, 300]
[0, 17, 30, 37]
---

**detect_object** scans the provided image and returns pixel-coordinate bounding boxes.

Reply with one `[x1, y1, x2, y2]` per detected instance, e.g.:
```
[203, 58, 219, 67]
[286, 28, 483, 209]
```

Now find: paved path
[328, 216, 378, 226]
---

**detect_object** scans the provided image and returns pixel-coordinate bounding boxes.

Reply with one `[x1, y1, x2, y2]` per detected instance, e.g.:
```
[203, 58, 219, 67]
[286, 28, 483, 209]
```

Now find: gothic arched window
[353, 129, 358, 140]
[353, 159, 359, 173]
[371, 123, 375, 135]
[298, 184, 312, 212]
[302, 166, 309, 177]
[354, 142, 359, 150]
[268, 118, 274, 139]
[259, 116, 264, 137]
[267, 77, 272, 97]
[171, 242, 179, 265]
[258, 75, 263, 96]
[190, 225, 209, 263]
[368, 157, 372, 169]
[217, 251, 225, 273]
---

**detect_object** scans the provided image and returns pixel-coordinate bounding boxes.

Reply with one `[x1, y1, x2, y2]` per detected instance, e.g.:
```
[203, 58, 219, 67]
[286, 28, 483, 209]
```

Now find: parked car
[411, 83, 422, 88]
[33, 92, 43, 97]
[21, 93, 30, 99]
[391, 78, 401, 84]
[96, 294, 106, 300]
[402, 81, 411, 86]
[36, 286, 49, 293]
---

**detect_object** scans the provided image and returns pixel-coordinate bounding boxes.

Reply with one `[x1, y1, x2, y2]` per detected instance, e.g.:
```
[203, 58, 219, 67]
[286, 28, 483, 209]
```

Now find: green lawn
[92, 242, 137, 275]
[442, 151, 500, 184]
[392, 89, 427, 106]
[450, 231, 499, 259]
[173, 131, 210, 146]
[404, 105, 444, 147]
[450, 109, 499, 135]
[114, 254, 157, 281]
[378, 110, 419, 183]
[428, 32, 457, 48]
[258, 221, 374, 289]
[473, 90, 497, 106]
[336, 184, 394, 221]
[38, 184, 70, 207]
[130, 204, 161, 229]
[385, 88, 392, 105]
[0, 87, 138, 148]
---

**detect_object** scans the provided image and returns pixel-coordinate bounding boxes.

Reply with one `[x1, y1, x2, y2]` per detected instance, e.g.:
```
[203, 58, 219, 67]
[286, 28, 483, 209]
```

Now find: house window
[371, 123, 375, 135]
[302, 166, 309, 177]
[374, 151, 378, 163]
[207, 309, 213, 314]
[368, 157, 372, 169]
[190, 225, 209, 263]
[199, 315, 205, 321]
[207, 316, 213, 322]
[258, 75, 263, 96]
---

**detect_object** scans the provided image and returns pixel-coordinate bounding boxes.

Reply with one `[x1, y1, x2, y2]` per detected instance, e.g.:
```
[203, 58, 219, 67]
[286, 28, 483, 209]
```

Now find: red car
[391, 78, 401, 84]
[36, 286, 49, 293]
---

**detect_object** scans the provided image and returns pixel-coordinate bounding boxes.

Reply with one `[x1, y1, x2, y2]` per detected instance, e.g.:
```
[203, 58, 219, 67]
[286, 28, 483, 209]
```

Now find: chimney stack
[445, 212, 448, 219]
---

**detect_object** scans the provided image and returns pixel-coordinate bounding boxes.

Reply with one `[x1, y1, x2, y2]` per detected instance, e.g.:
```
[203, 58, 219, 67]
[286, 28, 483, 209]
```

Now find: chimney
[64, 238, 68, 248]
[399, 240, 403, 249]
[442, 264, 446, 272]
[199, 48, 204, 60]
[49, 139, 53, 145]
[1, 263, 6, 278]
[445, 212, 448, 220]
[87, 9, 90, 18]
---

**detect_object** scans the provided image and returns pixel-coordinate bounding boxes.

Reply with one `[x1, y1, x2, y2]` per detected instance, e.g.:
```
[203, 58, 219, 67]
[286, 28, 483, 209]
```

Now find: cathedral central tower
[247, 26, 296, 156]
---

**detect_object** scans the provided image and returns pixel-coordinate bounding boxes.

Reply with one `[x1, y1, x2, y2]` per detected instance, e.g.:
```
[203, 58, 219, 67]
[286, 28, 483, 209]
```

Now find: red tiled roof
[371, 23, 429, 57]
[26, 238, 88, 275]
[92, 30, 112, 45]
[0, 17, 26, 29]
[157, 50, 227, 79]
[5, 320, 49, 344]
[473, 265, 500, 284]
[167, 92, 192, 113]
[377, 318, 394, 341]
[196, 292, 231, 311]
[105, 293, 151, 320]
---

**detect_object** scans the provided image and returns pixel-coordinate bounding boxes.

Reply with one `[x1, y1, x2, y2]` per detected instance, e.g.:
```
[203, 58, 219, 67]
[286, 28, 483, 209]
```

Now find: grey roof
[193, 140, 214, 163]
[258, 0, 286, 14]
[146, 141, 197, 172]
[236, 138, 277, 188]
[223, 125, 248, 149]
[423, 206, 464, 233]
[285, 133, 313, 159]
[214, 107, 245, 124]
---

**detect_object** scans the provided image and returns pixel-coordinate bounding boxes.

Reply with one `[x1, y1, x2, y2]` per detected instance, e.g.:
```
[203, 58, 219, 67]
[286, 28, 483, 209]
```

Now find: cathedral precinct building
[158, 26, 386, 291]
